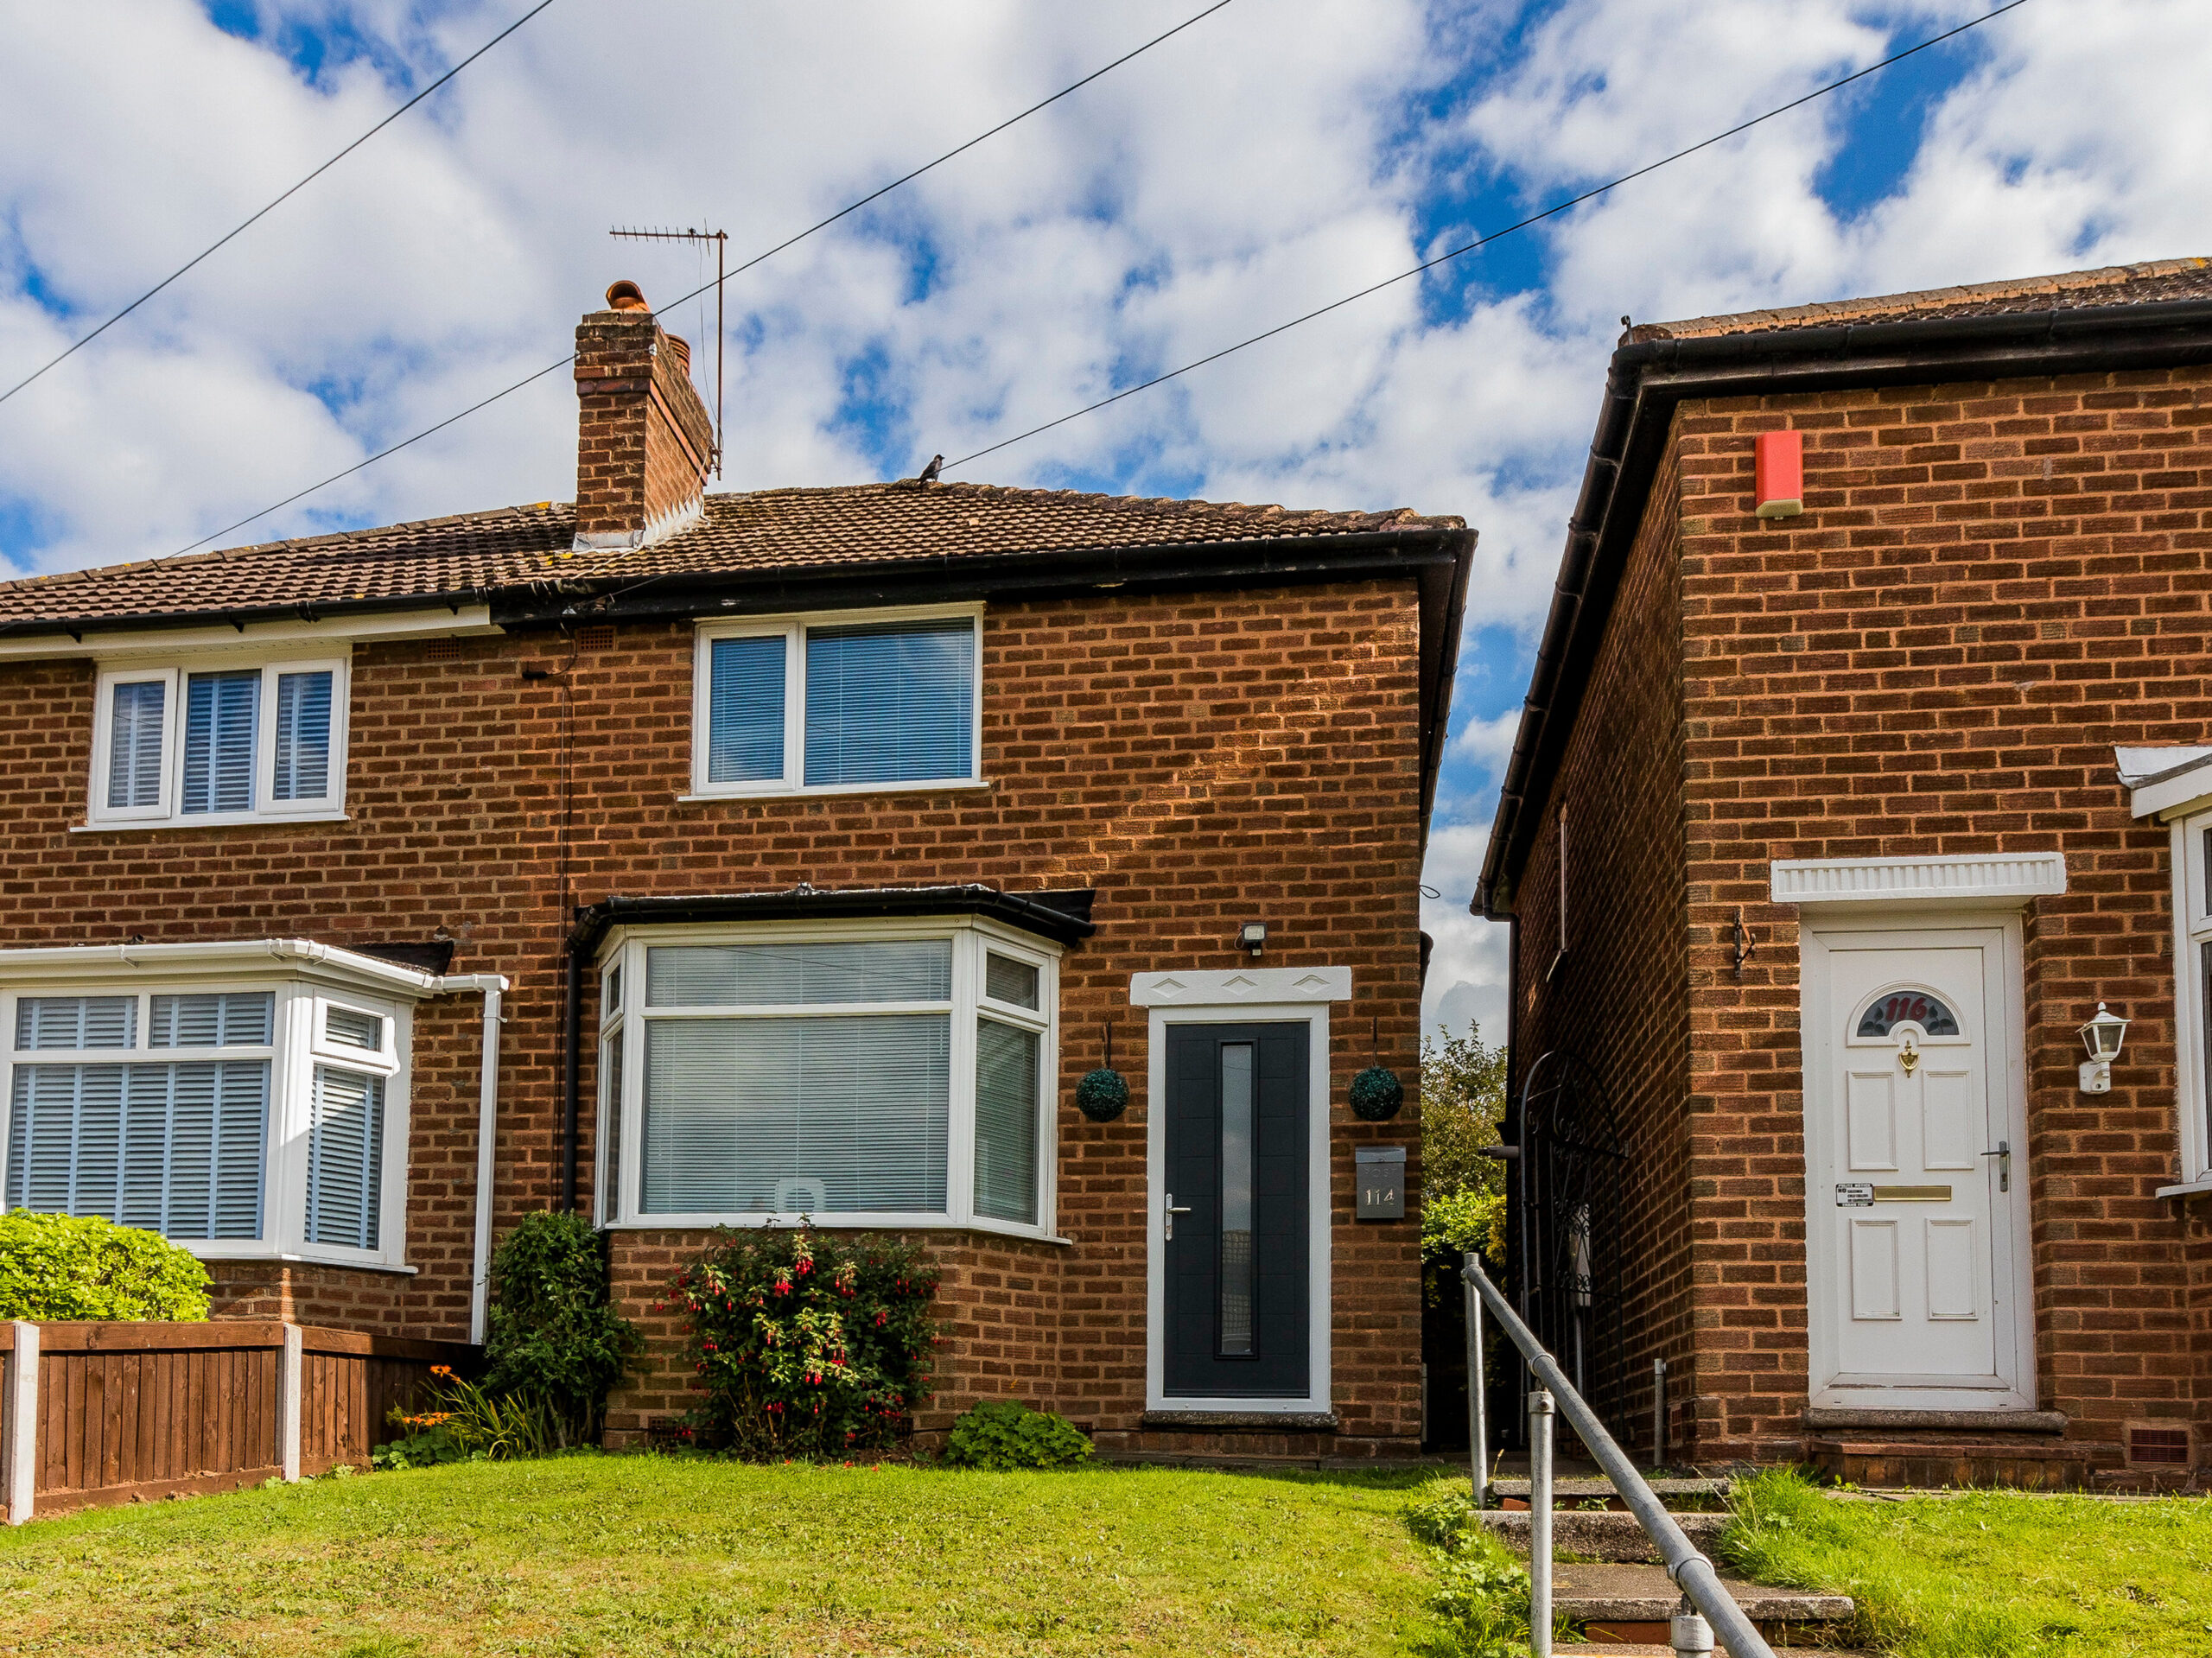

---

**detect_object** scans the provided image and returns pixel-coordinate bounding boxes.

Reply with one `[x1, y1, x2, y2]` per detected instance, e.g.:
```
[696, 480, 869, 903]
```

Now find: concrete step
[1548, 1561, 1853, 1646]
[1489, 1473, 1732, 1506]
[1481, 1506, 1729, 1563]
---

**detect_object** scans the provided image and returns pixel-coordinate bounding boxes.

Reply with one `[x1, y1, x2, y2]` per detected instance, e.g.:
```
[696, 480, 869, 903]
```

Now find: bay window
[0, 959, 411, 1269]
[690, 607, 982, 797]
[87, 654, 348, 829]
[597, 921, 1056, 1235]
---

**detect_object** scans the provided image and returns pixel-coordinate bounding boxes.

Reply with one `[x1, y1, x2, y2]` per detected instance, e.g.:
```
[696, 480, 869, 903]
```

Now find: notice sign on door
[1835, 1182, 1875, 1207]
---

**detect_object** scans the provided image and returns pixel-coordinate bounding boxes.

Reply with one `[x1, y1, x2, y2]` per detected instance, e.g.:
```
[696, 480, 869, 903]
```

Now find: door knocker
[1898, 1037, 1920, 1076]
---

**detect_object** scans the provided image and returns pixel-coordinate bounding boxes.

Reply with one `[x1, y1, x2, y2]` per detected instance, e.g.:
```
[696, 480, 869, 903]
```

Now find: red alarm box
[1754, 429, 1803, 518]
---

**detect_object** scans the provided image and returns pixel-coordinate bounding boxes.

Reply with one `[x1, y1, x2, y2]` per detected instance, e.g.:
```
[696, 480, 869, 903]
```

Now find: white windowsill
[677, 779, 992, 804]
[603, 1216, 1071, 1247]
[2154, 1177, 2212, 1200]
[73, 811, 351, 834]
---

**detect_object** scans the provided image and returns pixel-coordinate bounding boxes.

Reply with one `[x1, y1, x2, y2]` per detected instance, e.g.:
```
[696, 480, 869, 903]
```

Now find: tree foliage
[1420, 1020, 1509, 1202]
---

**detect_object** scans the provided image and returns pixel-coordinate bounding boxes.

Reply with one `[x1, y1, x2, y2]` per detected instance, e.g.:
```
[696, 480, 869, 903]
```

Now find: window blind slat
[974, 1018, 1039, 1224]
[803, 618, 974, 786]
[640, 1013, 950, 1215]
[106, 681, 167, 810]
[645, 940, 951, 1007]
[707, 635, 787, 783]
[182, 670, 259, 814]
[271, 670, 333, 802]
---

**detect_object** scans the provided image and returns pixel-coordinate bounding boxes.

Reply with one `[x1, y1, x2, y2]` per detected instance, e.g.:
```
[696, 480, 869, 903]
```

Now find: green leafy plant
[372, 1364, 559, 1468]
[667, 1226, 938, 1459]
[941, 1400, 1093, 1470]
[1405, 1488, 1533, 1658]
[0, 1210, 210, 1321]
[480, 1210, 642, 1445]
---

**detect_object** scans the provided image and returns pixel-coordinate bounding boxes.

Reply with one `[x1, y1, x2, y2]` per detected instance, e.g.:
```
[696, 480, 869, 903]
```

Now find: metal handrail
[1464, 1252, 1775, 1658]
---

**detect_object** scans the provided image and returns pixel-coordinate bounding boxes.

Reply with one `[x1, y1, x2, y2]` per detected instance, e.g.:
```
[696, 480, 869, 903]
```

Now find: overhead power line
[159, 0, 1239, 562]
[0, 0, 557, 410]
[944, 0, 2033, 472]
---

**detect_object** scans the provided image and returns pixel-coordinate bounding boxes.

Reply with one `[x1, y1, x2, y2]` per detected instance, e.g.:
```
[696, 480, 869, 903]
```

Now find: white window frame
[597, 915, 1058, 1239]
[2171, 807, 2212, 1187]
[84, 651, 351, 830]
[0, 963, 414, 1273]
[686, 604, 984, 800]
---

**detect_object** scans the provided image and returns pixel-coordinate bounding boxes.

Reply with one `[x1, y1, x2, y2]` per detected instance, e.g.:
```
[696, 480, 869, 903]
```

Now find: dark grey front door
[1162, 1021, 1309, 1398]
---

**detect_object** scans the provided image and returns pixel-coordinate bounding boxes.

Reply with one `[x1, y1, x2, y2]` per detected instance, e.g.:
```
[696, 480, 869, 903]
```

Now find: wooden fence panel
[7, 1323, 475, 1520]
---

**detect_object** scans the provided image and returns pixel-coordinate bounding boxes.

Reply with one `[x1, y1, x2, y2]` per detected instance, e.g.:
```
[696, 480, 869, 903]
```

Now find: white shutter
[182, 670, 259, 813]
[105, 680, 167, 810]
[149, 992, 274, 1048]
[973, 1018, 1039, 1224]
[306, 1064, 384, 1249]
[17, 995, 134, 1051]
[640, 1013, 950, 1215]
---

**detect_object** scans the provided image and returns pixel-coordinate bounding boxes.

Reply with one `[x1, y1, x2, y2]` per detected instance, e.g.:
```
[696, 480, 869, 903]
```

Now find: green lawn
[0, 1456, 1446, 1658]
[1722, 1470, 2212, 1658]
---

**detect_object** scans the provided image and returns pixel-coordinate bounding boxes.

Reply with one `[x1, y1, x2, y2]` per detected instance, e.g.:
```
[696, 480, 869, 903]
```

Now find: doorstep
[1807, 1436, 2120, 1490]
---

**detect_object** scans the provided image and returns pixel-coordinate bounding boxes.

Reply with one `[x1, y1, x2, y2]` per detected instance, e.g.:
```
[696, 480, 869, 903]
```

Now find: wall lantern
[1237, 922, 1268, 957]
[1753, 430, 1804, 519]
[2078, 1001, 2129, 1095]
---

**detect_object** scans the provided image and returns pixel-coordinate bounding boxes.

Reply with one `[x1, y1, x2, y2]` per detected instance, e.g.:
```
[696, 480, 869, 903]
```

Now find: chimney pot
[605, 279, 649, 312]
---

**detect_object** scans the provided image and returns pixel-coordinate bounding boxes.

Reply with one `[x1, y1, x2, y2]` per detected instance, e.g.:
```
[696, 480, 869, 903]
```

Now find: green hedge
[0, 1210, 211, 1321]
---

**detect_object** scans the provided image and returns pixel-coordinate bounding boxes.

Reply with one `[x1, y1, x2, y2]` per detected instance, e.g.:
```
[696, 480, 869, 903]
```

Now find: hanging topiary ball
[1349, 1064, 1404, 1122]
[1077, 1067, 1130, 1122]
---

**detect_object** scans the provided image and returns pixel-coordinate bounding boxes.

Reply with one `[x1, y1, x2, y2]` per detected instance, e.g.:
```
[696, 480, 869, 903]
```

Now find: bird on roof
[916, 454, 944, 485]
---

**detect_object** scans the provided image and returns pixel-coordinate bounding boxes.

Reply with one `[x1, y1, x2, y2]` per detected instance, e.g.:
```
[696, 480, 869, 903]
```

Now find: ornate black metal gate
[1508, 1051, 1629, 1435]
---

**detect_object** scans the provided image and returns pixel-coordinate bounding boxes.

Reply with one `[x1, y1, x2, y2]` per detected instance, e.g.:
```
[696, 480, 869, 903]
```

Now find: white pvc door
[1802, 924, 2033, 1410]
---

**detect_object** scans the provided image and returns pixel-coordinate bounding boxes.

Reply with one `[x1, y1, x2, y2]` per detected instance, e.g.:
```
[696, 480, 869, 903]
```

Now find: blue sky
[1, 0, 2204, 1035]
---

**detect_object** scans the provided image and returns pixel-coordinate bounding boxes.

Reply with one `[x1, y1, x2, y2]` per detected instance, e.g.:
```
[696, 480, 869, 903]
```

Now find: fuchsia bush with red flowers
[666, 1227, 939, 1458]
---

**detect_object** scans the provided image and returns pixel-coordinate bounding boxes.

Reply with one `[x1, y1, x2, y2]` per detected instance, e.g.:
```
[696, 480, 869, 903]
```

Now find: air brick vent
[2128, 1426, 2190, 1465]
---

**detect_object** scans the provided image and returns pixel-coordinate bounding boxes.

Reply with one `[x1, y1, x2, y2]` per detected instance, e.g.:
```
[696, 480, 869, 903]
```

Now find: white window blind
[106, 681, 166, 810]
[707, 635, 787, 784]
[803, 618, 975, 786]
[4, 1060, 268, 1239]
[974, 1018, 1039, 1224]
[17, 995, 134, 1050]
[646, 940, 951, 1007]
[984, 952, 1039, 1009]
[324, 1007, 384, 1051]
[272, 670, 334, 802]
[601, 1029, 625, 1223]
[305, 1064, 384, 1249]
[149, 992, 274, 1048]
[641, 1013, 950, 1215]
[182, 670, 259, 814]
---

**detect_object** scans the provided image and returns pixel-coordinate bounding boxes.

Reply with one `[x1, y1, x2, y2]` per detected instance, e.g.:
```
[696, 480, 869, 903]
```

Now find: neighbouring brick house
[1477, 257, 2212, 1486]
[0, 283, 1471, 1461]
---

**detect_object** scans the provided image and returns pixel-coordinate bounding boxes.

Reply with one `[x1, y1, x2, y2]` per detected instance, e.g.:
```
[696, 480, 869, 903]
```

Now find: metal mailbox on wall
[1355, 1146, 1406, 1220]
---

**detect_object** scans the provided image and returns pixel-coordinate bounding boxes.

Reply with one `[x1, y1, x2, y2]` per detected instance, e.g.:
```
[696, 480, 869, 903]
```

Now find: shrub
[480, 1210, 641, 1445]
[0, 1210, 210, 1321]
[669, 1226, 938, 1459]
[1405, 1488, 1533, 1658]
[941, 1400, 1093, 1470]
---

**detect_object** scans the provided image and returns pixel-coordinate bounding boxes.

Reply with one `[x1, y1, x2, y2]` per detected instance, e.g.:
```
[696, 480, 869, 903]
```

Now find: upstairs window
[89, 657, 347, 828]
[691, 609, 980, 797]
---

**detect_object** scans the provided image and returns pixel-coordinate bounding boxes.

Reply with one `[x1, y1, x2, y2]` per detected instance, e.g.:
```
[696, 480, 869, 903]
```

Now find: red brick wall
[1670, 365, 2212, 1461]
[0, 579, 1428, 1452]
[1511, 445, 1696, 1454]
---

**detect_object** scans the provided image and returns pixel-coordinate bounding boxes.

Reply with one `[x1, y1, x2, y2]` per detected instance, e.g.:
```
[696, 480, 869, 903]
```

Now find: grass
[0, 1454, 1449, 1658]
[1721, 1468, 2212, 1658]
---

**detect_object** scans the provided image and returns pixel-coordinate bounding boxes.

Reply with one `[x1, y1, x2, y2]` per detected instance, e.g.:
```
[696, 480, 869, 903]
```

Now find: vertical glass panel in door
[1218, 1043, 1255, 1356]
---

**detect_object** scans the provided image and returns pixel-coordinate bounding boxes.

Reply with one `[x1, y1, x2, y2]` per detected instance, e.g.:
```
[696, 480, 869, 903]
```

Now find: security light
[1237, 923, 1268, 957]
[2078, 1001, 2129, 1095]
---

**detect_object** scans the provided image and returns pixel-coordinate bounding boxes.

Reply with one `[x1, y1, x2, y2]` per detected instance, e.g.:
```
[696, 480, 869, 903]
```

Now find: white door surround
[1796, 915, 2037, 1412]
[1131, 969, 1344, 1415]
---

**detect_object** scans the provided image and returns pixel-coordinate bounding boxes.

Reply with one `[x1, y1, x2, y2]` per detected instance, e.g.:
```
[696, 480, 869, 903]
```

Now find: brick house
[0, 284, 1471, 1461]
[1476, 257, 2212, 1485]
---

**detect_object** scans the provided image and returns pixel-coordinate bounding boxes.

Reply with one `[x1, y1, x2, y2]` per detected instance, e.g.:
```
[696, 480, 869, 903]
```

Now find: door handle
[1164, 1192, 1192, 1242]
[1980, 1140, 2011, 1192]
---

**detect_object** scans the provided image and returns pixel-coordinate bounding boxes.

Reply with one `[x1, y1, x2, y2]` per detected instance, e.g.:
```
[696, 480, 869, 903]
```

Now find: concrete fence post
[278, 1324, 303, 1483]
[4, 1323, 36, 1525]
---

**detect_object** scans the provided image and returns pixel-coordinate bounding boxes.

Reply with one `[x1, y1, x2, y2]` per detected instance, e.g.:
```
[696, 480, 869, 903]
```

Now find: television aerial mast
[607, 226, 727, 477]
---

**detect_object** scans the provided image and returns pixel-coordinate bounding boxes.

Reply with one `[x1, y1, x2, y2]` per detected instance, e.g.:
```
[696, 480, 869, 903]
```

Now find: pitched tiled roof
[0, 481, 1462, 632]
[1630, 257, 2212, 343]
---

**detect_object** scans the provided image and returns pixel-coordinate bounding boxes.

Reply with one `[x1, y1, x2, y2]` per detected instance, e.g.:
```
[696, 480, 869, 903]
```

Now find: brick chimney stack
[572, 281, 715, 550]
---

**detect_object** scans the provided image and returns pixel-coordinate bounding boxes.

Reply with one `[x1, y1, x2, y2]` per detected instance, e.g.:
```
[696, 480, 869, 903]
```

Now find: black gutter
[566, 884, 1101, 958]
[1474, 294, 2212, 920]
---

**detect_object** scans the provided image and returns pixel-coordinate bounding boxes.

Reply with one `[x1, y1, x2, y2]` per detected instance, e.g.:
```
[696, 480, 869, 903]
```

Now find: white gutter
[441, 973, 510, 1346]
